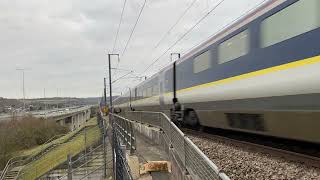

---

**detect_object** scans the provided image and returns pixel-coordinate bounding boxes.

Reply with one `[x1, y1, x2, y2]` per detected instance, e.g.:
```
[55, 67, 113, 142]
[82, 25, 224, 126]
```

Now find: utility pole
[56, 88, 59, 109]
[44, 88, 47, 118]
[108, 53, 119, 112]
[170, 53, 180, 104]
[104, 78, 107, 116]
[108, 53, 119, 180]
[16, 68, 28, 111]
[170, 53, 181, 62]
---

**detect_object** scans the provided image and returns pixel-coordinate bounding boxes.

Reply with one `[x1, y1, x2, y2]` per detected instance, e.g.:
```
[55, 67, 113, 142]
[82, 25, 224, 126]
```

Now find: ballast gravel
[187, 133, 320, 180]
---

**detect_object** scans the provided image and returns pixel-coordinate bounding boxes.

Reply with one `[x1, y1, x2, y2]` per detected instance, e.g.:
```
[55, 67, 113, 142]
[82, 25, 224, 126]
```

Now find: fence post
[159, 113, 162, 129]
[103, 125, 107, 178]
[84, 127, 88, 178]
[129, 122, 134, 155]
[184, 138, 188, 175]
[124, 120, 128, 149]
[170, 122, 173, 148]
[67, 154, 72, 180]
[111, 115, 116, 180]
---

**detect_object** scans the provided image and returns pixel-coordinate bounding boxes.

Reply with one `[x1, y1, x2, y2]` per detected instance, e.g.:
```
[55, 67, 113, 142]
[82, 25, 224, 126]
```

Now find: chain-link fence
[121, 111, 230, 180]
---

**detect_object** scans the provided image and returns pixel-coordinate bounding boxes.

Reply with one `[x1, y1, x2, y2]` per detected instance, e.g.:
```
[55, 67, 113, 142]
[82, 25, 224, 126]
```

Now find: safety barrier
[102, 112, 134, 180]
[121, 111, 230, 180]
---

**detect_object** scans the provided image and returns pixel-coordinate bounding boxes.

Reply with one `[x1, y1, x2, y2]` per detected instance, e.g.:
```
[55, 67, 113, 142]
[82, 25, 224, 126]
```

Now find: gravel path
[187, 133, 320, 180]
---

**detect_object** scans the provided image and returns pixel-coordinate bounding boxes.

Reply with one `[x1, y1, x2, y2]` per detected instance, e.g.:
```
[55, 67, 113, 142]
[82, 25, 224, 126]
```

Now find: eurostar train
[114, 0, 320, 143]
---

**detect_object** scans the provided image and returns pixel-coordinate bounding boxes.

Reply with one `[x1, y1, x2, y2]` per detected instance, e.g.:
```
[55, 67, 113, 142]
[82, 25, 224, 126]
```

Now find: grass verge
[19, 119, 101, 180]
[17, 117, 97, 157]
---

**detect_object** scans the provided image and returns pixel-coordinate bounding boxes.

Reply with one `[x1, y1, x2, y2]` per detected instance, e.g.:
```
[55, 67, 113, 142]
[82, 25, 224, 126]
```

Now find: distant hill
[0, 97, 103, 113]
[0, 96, 118, 113]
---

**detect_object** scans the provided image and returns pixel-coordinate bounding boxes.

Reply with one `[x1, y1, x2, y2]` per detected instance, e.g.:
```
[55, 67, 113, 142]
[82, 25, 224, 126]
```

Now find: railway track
[182, 128, 320, 180]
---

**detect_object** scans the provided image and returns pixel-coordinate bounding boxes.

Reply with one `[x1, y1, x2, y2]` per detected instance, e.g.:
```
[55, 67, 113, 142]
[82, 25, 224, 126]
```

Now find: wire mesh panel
[170, 125, 186, 166]
[110, 113, 135, 180]
[140, 112, 161, 127]
[114, 132, 133, 180]
[160, 114, 171, 137]
[120, 111, 230, 180]
[185, 138, 220, 180]
[112, 114, 136, 154]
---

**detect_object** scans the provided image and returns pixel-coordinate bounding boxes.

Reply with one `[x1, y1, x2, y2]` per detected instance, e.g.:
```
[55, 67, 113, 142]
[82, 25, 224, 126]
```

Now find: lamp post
[16, 68, 29, 111]
[44, 88, 47, 118]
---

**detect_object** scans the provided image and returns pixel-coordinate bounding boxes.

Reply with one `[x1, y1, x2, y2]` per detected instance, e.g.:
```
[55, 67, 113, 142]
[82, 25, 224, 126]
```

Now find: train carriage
[114, 0, 320, 143]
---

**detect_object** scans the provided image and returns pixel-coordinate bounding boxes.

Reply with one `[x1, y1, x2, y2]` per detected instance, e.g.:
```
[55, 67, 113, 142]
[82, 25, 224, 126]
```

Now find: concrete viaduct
[43, 106, 92, 131]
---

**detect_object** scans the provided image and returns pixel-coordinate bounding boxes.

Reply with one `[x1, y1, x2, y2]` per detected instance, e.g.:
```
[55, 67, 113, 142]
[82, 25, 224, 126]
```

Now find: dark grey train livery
[114, 0, 320, 143]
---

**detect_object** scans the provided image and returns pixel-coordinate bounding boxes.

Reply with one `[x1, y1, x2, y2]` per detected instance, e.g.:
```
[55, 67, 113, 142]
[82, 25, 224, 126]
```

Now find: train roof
[121, 0, 285, 96]
[175, 0, 284, 65]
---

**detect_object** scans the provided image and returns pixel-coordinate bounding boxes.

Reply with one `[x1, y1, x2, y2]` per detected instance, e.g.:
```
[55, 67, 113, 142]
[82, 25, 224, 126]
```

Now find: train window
[261, 0, 320, 48]
[193, 50, 211, 73]
[218, 29, 249, 64]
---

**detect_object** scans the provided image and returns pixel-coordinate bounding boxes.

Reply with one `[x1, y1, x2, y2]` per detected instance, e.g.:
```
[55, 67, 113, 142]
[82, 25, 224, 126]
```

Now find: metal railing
[105, 113, 134, 180]
[54, 144, 111, 180]
[17, 126, 103, 180]
[0, 134, 66, 180]
[111, 113, 136, 154]
[121, 111, 230, 180]
[0, 156, 26, 180]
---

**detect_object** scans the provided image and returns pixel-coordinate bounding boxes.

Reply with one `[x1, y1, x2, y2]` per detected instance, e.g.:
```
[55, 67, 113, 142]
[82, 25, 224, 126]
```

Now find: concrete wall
[56, 108, 91, 131]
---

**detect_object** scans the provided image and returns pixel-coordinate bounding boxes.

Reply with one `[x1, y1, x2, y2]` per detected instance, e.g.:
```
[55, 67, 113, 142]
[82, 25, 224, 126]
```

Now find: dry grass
[0, 116, 68, 169]
[20, 120, 101, 180]
[18, 117, 97, 157]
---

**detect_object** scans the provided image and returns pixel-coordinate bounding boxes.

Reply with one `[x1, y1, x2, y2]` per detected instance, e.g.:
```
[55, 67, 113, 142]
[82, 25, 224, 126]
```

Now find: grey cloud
[0, 0, 266, 98]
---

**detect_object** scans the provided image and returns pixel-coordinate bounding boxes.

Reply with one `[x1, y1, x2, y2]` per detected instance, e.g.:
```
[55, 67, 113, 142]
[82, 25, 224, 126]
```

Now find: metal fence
[50, 144, 108, 180]
[121, 111, 230, 180]
[102, 113, 134, 180]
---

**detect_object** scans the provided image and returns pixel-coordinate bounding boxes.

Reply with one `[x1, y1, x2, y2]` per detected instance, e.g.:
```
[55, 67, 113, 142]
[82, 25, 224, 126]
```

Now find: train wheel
[184, 110, 199, 127]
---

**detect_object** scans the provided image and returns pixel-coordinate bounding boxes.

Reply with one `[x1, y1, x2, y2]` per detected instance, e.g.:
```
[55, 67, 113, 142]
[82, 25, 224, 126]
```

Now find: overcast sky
[0, 0, 266, 98]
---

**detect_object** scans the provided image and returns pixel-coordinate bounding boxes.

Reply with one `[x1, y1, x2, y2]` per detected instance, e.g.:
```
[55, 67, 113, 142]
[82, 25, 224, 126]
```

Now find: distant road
[0, 106, 90, 122]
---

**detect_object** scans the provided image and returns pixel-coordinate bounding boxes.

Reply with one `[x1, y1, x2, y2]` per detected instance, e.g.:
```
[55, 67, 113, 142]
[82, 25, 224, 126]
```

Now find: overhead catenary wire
[135, 0, 197, 76]
[121, 0, 147, 57]
[141, 0, 226, 74]
[112, 71, 134, 84]
[181, 0, 270, 56]
[153, 0, 198, 50]
[114, 0, 147, 80]
[119, 0, 269, 94]
[112, 0, 127, 79]
[155, 0, 269, 72]
[112, 0, 127, 53]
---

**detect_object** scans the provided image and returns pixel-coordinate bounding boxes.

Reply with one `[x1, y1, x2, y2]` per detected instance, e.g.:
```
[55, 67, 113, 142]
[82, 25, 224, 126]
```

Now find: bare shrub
[0, 116, 68, 169]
